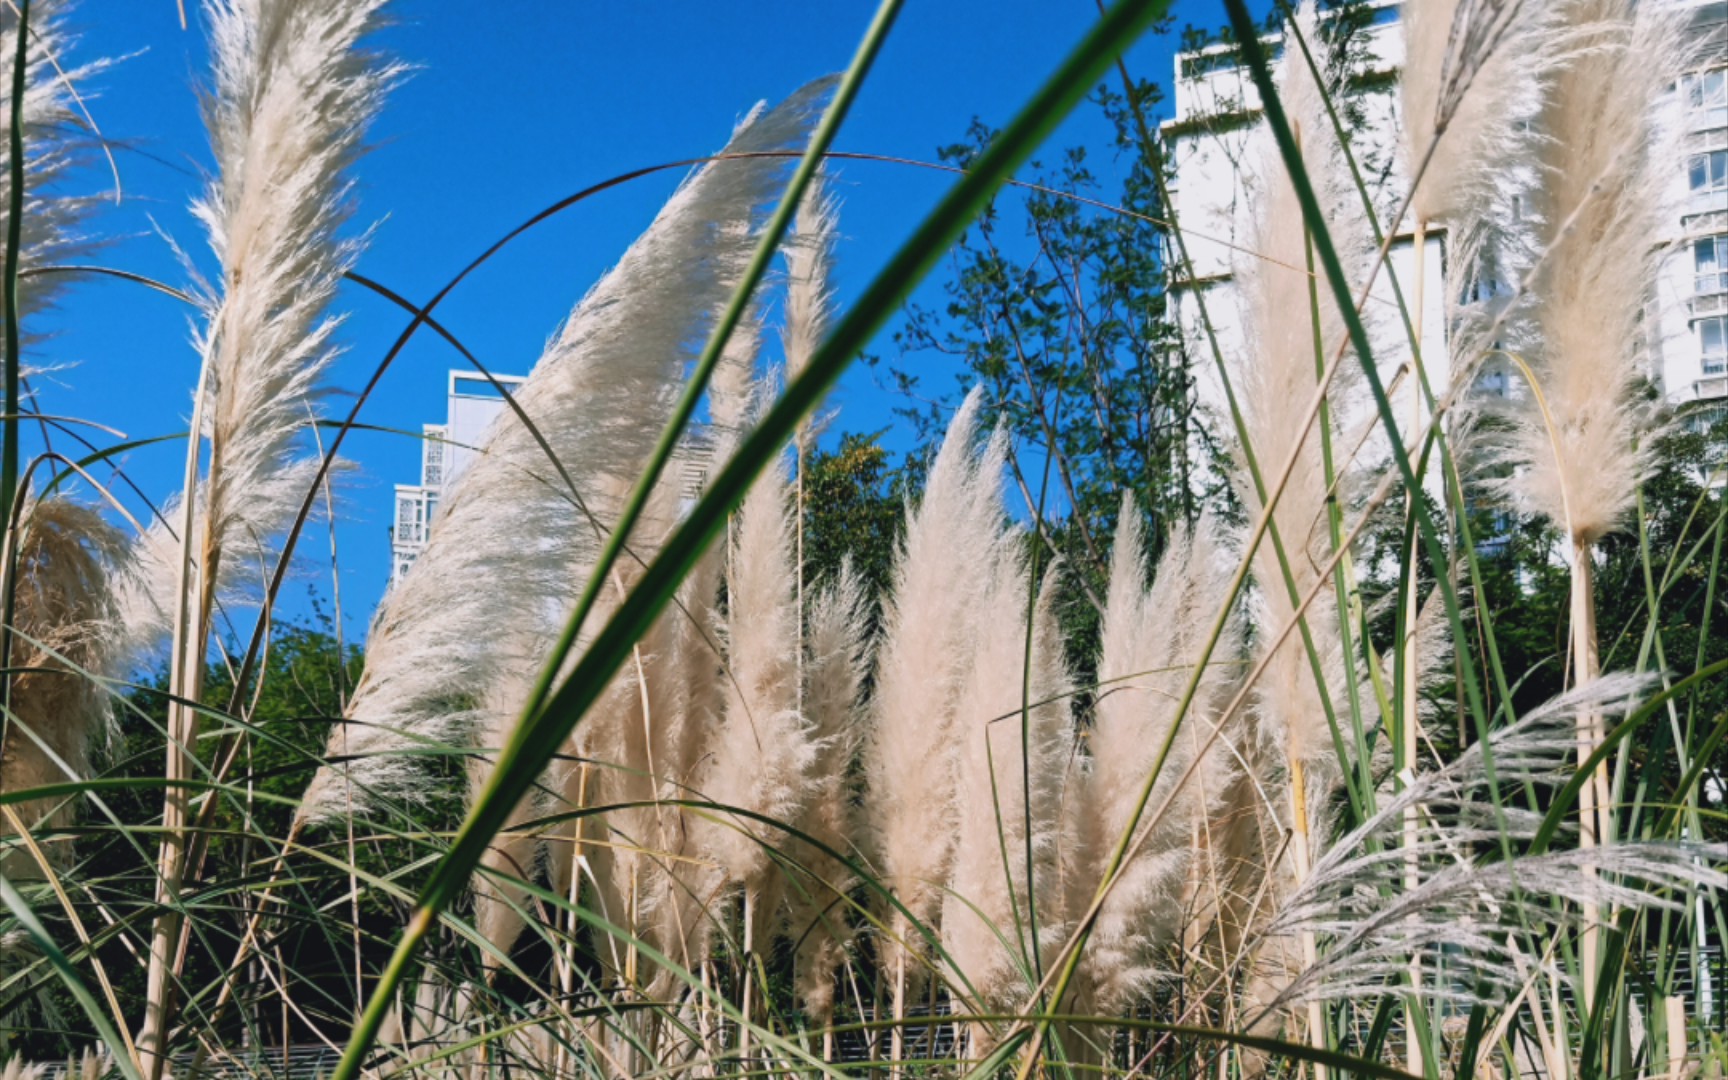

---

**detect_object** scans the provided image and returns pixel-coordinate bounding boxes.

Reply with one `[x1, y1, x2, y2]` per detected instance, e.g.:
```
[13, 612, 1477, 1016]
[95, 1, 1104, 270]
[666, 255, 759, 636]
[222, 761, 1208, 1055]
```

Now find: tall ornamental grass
[0, 2, 1721, 1080]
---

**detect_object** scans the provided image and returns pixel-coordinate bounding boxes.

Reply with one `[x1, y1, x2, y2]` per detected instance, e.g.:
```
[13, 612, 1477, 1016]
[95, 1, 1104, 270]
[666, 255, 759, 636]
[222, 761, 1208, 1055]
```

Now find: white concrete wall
[443, 371, 524, 484]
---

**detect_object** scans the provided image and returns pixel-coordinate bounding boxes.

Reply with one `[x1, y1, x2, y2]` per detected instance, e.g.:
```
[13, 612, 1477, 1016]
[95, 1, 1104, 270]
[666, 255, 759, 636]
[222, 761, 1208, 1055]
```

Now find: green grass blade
[509, 2, 907, 737]
[0, 875, 144, 1080]
[0, 0, 28, 542]
[322, 6, 1172, 1080]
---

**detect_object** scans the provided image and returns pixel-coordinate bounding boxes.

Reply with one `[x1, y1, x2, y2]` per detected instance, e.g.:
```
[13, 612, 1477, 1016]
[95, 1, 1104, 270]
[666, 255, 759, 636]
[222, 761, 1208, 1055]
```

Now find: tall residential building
[1162, 0, 1728, 428]
[1664, 13, 1728, 403]
[390, 370, 526, 584]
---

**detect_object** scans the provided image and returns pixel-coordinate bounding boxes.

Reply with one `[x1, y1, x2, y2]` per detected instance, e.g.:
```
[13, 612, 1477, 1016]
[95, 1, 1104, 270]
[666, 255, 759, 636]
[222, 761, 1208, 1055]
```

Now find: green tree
[799, 431, 910, 605]
[881, 94, 1206, 587]
[872, 73, 1229, 680]
[1, 604, 466, 1059]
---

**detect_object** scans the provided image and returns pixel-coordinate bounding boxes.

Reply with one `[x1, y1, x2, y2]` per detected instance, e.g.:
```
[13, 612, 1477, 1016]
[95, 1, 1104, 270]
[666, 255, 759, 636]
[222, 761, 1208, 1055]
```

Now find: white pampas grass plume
[297, 80, 833, 825]
[693, 409, 812, 1054]
[701, 448, 813, 890]
[1484, 4, 1686, 1010]
[941, 558, 1073, 1008]
[782, 176, 839, 454]
[129, 2, 397, 1039]
[117, 0, 398, 656]
[0, 496, 125, 871]
[1493, 0, 1683, 548]
[785, 560, 869, 1022]
[0, 1058, 45, 1080]
[707, 227, 766, 445]
[865, 387, 1009, 977]
[1226, 13, 1379, 1053]
[579, 434, 735, 989]
[0, 0, 105, 328]
[1067, 502, 1241, 1013]
[1399, 0, 1553, 239]
[69, 1048, 109, 1080]
[470, 639, 554, 972]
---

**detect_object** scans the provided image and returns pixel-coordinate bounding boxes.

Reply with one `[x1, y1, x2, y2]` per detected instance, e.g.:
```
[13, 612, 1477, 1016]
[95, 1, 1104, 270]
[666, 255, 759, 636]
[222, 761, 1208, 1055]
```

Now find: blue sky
[35, 1, 1254, 645]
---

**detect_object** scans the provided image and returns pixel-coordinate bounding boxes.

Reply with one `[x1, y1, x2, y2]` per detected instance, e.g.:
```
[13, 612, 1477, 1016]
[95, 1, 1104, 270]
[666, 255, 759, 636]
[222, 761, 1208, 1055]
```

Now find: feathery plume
[1067, 502, 1241, 1014]
[1399, 0, 1553, 242]
[0, 0, 104, 329]
[785, 560, 869, 1023]
[1494, 0, 1682, 548]
[574, 424, 738, 995]
[137, 6, 399, 1066]
[692, 400, 811, 1064]
[0, 5, 121, 794]
[298, 80, 834, 825]
[782, 175, 839, 454]
[865, 387, 1009, 980]
[701, 449, 811, 890]
[941, 559, 1073, 1009]
[471, 639, 554, 972]
[117, 0, 398, 656]
[0, 1058, 45, 1080]
[1227, 11, 1379, 1058]
[708, 245, 765, 442]
[1397, 0, 1558, 431]
[0, 497, 125, 873]
[1260, 676, 1727, 1013]
[1232, 0, 1369, 831]
[1486, 0, 1685, 1014]
[70, 1048, 109, 1080]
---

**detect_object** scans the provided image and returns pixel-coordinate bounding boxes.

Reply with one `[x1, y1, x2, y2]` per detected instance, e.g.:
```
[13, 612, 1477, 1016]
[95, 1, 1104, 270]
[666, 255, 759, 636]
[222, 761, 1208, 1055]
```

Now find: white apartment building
[1162, 0, 1728, 427]
[1664, 19, 1728, 403]
[390, 370, 526, 584]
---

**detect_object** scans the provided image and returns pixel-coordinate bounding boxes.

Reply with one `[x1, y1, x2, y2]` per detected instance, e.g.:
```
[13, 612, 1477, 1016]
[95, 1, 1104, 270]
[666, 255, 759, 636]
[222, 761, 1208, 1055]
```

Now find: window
[1689, 403, 1728, 435]
[1699, 236, 1728, 295]
[422, 433, 443, 488]
[1691, 151, 1728, 194]
[1180, 51, 1239, 80]
[451, 374, 522, 399]
[394, 492, 430, 544]
[1704, 316, 1727, 376]
[1683, 69, 1727, 112]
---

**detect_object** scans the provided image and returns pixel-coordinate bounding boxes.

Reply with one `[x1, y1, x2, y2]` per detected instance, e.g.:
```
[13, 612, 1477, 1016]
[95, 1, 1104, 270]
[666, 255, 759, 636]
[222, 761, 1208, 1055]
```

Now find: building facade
[1661, 9, 1728, 403]
[1162, 0, 1728, 428]
[390, 370, 527, 584]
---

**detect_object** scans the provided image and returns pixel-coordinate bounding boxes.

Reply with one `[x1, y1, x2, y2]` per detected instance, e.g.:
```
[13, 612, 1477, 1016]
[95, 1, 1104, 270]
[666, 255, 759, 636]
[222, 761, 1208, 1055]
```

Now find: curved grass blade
[0, 0, 29, 547]
[0, 875, 144, 1080]
[324, 7, 1172, 1079]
